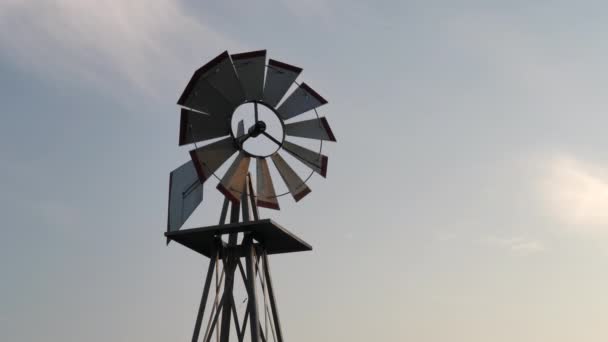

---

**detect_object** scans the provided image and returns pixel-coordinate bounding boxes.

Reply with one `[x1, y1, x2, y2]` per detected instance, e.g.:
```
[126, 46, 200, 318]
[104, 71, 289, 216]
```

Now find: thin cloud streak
[483, 236, 546, 255]
[0, 0, 239, 98]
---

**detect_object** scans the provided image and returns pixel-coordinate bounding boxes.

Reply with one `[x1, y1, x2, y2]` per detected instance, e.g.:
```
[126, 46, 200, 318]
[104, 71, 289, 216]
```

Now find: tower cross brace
[167, 174, 309, 342]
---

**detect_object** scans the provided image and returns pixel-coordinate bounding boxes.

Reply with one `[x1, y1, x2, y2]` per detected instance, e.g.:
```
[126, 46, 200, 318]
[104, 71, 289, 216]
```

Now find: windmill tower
[166, 50, 336, 342]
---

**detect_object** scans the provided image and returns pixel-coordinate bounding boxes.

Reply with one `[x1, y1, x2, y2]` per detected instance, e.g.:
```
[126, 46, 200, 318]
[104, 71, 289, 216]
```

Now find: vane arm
[262, 132, 282, 147]
[254, 102, 259, 123]
[236, 132, 252, 147]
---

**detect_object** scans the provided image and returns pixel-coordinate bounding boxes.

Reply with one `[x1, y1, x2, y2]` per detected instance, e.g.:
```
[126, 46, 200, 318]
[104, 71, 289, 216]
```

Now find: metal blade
[271, 153, 311, 202]
[256, 158, 280, 210]
[235, 120, 250, 147]
[282, 140, 328, 178]
[217, 153, 251, 203]
[276, 83, 328, 121]
[203, 52, 245, 105]
[232, 50, 266, 101]
[263, 59, 302, 108]
[237, 120, 245, 138]
[178, 76, 236, 117]
[189, 137, 237, 183]
[284, 117, 336, 142]
[177, 51, 245, 113]
[167, 160, 203, 232]
[179, 108, 231, 145]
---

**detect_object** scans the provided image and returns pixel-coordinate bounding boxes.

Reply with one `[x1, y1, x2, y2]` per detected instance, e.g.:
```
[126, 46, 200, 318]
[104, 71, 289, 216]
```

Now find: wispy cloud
[434, 231, 545, 255]
[540, 154, 608, 232]
[483, 236, 546, 255]
[0, 0, 239, 97]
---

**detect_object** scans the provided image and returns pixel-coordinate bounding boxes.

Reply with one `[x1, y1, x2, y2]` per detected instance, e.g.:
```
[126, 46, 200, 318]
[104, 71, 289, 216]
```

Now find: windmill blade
[177, 52, 239, 116]
[256, 158, 280, 210]
[284, 117, 337, 142]
[271, 153, 311, 202]
[232, 50, 266, 101]
[179, 108, 231, 145]
[178, 76, 236, 117]
[237, 120, 244, 137]
[235, 120, 250, 147]
[263, 59, 302, 108]
[217, 152, 251, 203]
[167, 160, 203, 233]
[189, 137, 237, 183]
[282, 140, 328, 178]
[202, 51, 245, 105]
[177, 51, 245, 113]
[276, 83, 328, 121]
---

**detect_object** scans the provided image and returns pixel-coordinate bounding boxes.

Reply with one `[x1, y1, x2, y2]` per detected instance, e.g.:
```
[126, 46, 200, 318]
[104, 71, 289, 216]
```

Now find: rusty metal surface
[276, 83, 327, 121]
[179, 108, 231, 145]
[256, 158, 280, 210]
[270, 153, 311, 202]
[241, 174, 251, 222]
[167, 160, 203, 232]
[284, 117, 336, 142]
[248, 175, 260, 220]
[232, 50, 266, 101]
[282, 140, 328, 178]
[263, 59, 302, 108]
[217, 152, 251, 203]
[189, 137, 237, 183]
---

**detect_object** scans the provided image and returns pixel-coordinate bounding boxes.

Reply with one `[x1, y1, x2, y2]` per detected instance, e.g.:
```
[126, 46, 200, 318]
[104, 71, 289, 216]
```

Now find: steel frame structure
[167, 50, 334, 342]
[167, 175, 308, 342]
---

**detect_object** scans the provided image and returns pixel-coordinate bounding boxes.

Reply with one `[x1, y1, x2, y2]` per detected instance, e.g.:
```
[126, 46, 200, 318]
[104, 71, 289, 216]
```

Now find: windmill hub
[231, 101, 285, 158]
[249, 121, 266, 137]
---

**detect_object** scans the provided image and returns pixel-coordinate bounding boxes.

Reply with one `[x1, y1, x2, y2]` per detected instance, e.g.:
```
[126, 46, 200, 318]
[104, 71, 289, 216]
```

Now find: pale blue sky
[3, 1, 608, 341]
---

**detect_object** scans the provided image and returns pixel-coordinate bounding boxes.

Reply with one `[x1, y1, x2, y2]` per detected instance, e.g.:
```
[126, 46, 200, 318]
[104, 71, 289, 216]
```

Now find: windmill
[166, 50, 336, 342]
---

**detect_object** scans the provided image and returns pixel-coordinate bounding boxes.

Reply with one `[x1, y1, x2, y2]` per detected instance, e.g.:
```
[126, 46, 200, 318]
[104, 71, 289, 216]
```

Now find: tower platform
[165, 219, 312, 258]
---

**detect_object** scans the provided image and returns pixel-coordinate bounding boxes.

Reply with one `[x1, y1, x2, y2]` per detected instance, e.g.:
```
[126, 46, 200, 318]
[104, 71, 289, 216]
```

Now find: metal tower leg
[216, 190, 242, 340]
[220, 235, 239, 342]
[189, 244, 288, 341]
[192, 250, 218, 342]
[219, 253, 237, 342]
[245, 238, 261, 342]
[261, 250, 283, 342]
[188, 187, 291, 342]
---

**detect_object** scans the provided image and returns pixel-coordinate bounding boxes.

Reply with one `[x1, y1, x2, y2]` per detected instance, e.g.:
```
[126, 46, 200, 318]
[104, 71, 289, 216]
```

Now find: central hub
[231, 102, 284, 158]
[248, 121, 267, 137]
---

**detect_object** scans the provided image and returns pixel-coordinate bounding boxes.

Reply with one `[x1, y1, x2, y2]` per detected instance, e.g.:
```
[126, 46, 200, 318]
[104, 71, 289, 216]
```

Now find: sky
[2, 0, 608, 341]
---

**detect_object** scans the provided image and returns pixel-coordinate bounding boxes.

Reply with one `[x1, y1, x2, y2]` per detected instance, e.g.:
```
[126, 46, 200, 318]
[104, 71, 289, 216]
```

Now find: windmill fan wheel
[168, 50, 336, 231]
